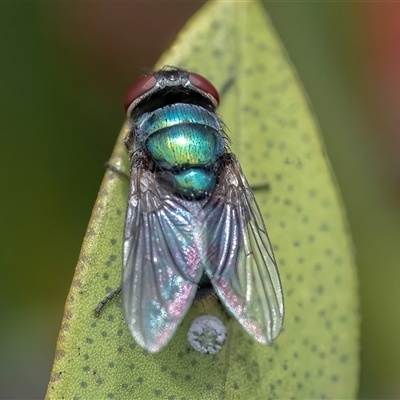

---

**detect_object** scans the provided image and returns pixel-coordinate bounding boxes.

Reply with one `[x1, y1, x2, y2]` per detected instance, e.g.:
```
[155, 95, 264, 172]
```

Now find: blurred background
[1, 2, 399, 398]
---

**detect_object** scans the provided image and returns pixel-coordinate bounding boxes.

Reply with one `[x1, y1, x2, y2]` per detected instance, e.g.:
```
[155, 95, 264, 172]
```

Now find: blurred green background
[1, 2, 399, 399]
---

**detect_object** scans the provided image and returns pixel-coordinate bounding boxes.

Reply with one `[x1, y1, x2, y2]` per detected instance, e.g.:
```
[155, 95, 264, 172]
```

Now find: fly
[95, 67, 284, 353]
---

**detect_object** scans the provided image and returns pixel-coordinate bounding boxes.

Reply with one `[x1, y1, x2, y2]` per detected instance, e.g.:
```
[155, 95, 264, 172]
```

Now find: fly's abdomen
[174, 168, 216, 198]
[137, 103, 225, 198]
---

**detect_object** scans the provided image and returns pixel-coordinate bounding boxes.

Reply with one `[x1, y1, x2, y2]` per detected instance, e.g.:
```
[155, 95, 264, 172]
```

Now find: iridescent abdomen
[136, 103, 225, 198]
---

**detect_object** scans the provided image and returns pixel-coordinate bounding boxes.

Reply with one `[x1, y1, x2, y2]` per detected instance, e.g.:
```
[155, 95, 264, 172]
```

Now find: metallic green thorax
[136, 103, 225, 198]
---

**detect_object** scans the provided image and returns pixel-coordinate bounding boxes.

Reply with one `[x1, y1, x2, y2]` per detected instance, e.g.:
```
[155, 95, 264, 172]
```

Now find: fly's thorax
[135, 103, 226, 199]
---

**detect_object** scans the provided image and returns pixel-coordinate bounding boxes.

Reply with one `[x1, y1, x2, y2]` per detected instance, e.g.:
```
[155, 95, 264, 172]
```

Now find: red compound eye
[124, 74, 157, 112]
[188, 73, 220, 105]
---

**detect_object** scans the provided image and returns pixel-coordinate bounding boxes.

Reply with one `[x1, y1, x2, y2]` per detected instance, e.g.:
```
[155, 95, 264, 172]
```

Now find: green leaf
[46, 1, 359, 398]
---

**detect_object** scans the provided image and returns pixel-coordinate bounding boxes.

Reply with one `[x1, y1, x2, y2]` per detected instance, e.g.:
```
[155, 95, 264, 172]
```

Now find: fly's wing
[204, 155, 284, 345]
[122, 166, 204, 353]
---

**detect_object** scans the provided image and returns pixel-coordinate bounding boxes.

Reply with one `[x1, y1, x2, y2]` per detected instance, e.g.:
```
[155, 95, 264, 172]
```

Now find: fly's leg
[93, 161, 128, 317]
[94, 285, 122, 316]
[218, 82, 271, 195]
[105, 161, 130, 181]
[250, 183, 270, 192]
[219, 76, 234, 98]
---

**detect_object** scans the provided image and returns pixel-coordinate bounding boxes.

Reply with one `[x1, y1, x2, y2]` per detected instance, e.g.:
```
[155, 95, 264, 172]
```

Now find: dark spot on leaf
[257, 41, 267, 51]
[320, 223, 329, 232]
[213, 49, 222, 58]
[324, 248, 333, 256]
[325, 320, 332, 330]
[80, 381, 88, 388]
[335, 276, 342, 285]
[211, 20, 220, 29]
[284, 199, 292, 207]
[310, 344, 317, 353]
[340, 355, 348, 363]
[335, 257, 343, 265]
[331, 375, 339, 382]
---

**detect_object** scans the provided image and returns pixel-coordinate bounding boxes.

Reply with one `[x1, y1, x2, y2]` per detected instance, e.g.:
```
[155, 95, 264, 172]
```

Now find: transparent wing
[203, 155, 284, 344]
[122, 166, 205, 353]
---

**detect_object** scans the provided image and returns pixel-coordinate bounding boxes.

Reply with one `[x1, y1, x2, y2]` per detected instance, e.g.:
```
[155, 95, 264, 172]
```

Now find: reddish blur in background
[1, 2, 400, 398]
